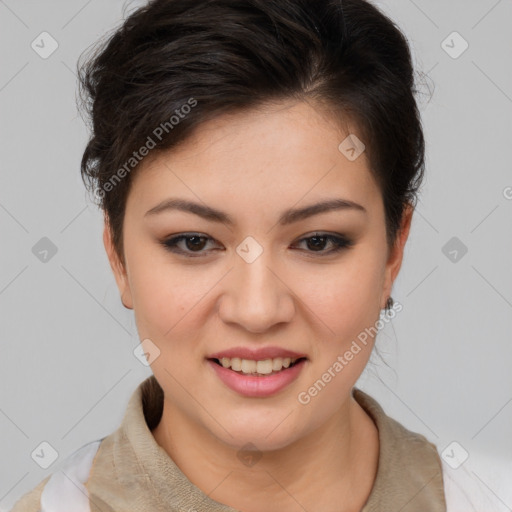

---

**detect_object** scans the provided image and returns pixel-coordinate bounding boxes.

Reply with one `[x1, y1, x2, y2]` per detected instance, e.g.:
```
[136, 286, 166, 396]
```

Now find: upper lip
[208, 347, 308, 361]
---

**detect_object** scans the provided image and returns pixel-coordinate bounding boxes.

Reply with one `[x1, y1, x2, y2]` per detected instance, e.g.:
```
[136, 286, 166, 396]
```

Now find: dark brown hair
[78, 0, 430, 265]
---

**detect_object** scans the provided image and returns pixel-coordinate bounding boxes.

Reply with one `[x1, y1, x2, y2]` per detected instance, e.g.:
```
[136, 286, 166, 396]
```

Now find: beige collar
[87, 376, 446, 511]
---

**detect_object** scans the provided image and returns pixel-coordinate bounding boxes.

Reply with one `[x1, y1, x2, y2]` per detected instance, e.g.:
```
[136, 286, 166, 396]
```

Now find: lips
[206, 346, 308, 397]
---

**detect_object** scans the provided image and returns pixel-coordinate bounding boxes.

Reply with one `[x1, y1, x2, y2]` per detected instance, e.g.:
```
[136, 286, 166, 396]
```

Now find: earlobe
[103, 219, 134, 310]
[380, 204, 414, 309]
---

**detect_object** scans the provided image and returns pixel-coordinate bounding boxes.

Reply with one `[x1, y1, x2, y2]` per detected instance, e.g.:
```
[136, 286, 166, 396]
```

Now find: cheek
[126, 246, 211, 343]
[302, 252, 385, 341]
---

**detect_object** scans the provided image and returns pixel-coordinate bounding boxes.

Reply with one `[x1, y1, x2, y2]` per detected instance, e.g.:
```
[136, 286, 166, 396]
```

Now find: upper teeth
[218, 357, 298, 375]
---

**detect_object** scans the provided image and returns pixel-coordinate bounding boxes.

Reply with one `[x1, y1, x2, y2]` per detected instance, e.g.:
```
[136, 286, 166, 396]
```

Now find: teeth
[215, 356, 300, 375]
[272, 357, 283, 371]
[241, 359, 256, 373]
[256, 359, 273, 375]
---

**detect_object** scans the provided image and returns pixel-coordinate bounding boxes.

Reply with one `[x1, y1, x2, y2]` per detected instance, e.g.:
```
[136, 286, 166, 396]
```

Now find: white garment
[437, 444, 512, 512]
[38, 440, 102, 512]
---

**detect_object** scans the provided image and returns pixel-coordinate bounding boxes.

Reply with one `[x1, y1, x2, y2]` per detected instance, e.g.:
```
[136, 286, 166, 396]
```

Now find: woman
[11, 0, 471, 510]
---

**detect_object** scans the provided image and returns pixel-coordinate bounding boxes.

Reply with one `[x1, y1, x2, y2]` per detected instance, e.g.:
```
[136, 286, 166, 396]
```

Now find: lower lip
[207, 359, 306, 398]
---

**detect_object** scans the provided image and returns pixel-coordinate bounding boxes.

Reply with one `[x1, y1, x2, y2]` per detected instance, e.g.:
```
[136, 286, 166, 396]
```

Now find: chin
[220, 429, 299, 454]
[204, 410, 304, 453]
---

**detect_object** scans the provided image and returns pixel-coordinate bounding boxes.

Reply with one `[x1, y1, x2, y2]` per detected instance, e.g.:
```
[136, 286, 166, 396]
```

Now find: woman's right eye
[160, 233, 221, 257]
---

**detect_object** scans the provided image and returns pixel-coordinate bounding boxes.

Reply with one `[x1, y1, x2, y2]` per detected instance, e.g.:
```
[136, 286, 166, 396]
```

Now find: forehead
[127, 99, 380, 214]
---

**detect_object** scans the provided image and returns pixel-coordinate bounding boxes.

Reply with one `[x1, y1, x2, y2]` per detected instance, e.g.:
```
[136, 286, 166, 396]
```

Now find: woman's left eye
[293, 233, 354, 255]
[160, 232, 353, 257]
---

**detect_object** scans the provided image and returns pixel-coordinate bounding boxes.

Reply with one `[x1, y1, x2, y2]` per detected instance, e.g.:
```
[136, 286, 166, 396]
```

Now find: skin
[104, 98, 413, 512]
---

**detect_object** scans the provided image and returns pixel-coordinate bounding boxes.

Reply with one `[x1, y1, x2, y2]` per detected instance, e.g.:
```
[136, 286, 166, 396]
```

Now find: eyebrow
[144, 197, 367, 226]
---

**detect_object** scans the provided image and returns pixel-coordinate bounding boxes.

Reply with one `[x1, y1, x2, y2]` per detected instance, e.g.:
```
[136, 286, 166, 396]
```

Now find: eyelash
[160, 232, 354, 258]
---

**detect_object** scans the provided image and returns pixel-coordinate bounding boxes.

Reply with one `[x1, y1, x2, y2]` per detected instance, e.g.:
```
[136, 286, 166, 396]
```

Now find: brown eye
[161, 233, 220, 257]
[183, 235, 208, 251]
[305, 235, 329, 251]
[294, 233, 353, 255]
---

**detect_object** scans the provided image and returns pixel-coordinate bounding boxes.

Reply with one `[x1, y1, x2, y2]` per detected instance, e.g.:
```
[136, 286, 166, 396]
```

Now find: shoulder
[10, 439, 103, 512]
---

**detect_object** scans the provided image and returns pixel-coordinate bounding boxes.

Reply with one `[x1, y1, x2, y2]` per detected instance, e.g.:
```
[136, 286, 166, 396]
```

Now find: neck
[152, 393, 379, 512]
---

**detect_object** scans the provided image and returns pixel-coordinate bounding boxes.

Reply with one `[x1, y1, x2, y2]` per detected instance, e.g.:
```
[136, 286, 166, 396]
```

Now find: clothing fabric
[40, 440, 101, 512]
[11, 375, 449, 511]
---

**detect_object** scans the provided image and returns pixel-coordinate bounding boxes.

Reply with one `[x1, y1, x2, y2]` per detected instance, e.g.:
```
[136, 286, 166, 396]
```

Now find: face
[105, 99, 411, 452]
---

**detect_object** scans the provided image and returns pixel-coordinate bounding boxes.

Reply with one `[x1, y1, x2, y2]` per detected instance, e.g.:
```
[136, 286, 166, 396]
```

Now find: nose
[217, 250, 295, 334]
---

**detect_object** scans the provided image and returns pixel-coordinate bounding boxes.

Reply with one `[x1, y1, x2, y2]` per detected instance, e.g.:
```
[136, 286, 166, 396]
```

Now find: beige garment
[11, 376, 446, 511]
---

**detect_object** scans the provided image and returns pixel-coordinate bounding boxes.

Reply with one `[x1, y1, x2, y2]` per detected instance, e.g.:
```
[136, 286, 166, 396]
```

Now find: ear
[380, 203, 414, 309]
[103, 217, 133, 310]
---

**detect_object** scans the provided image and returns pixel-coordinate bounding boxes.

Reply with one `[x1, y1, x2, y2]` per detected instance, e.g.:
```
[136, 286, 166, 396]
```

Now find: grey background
[1, 0, 511, 509]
